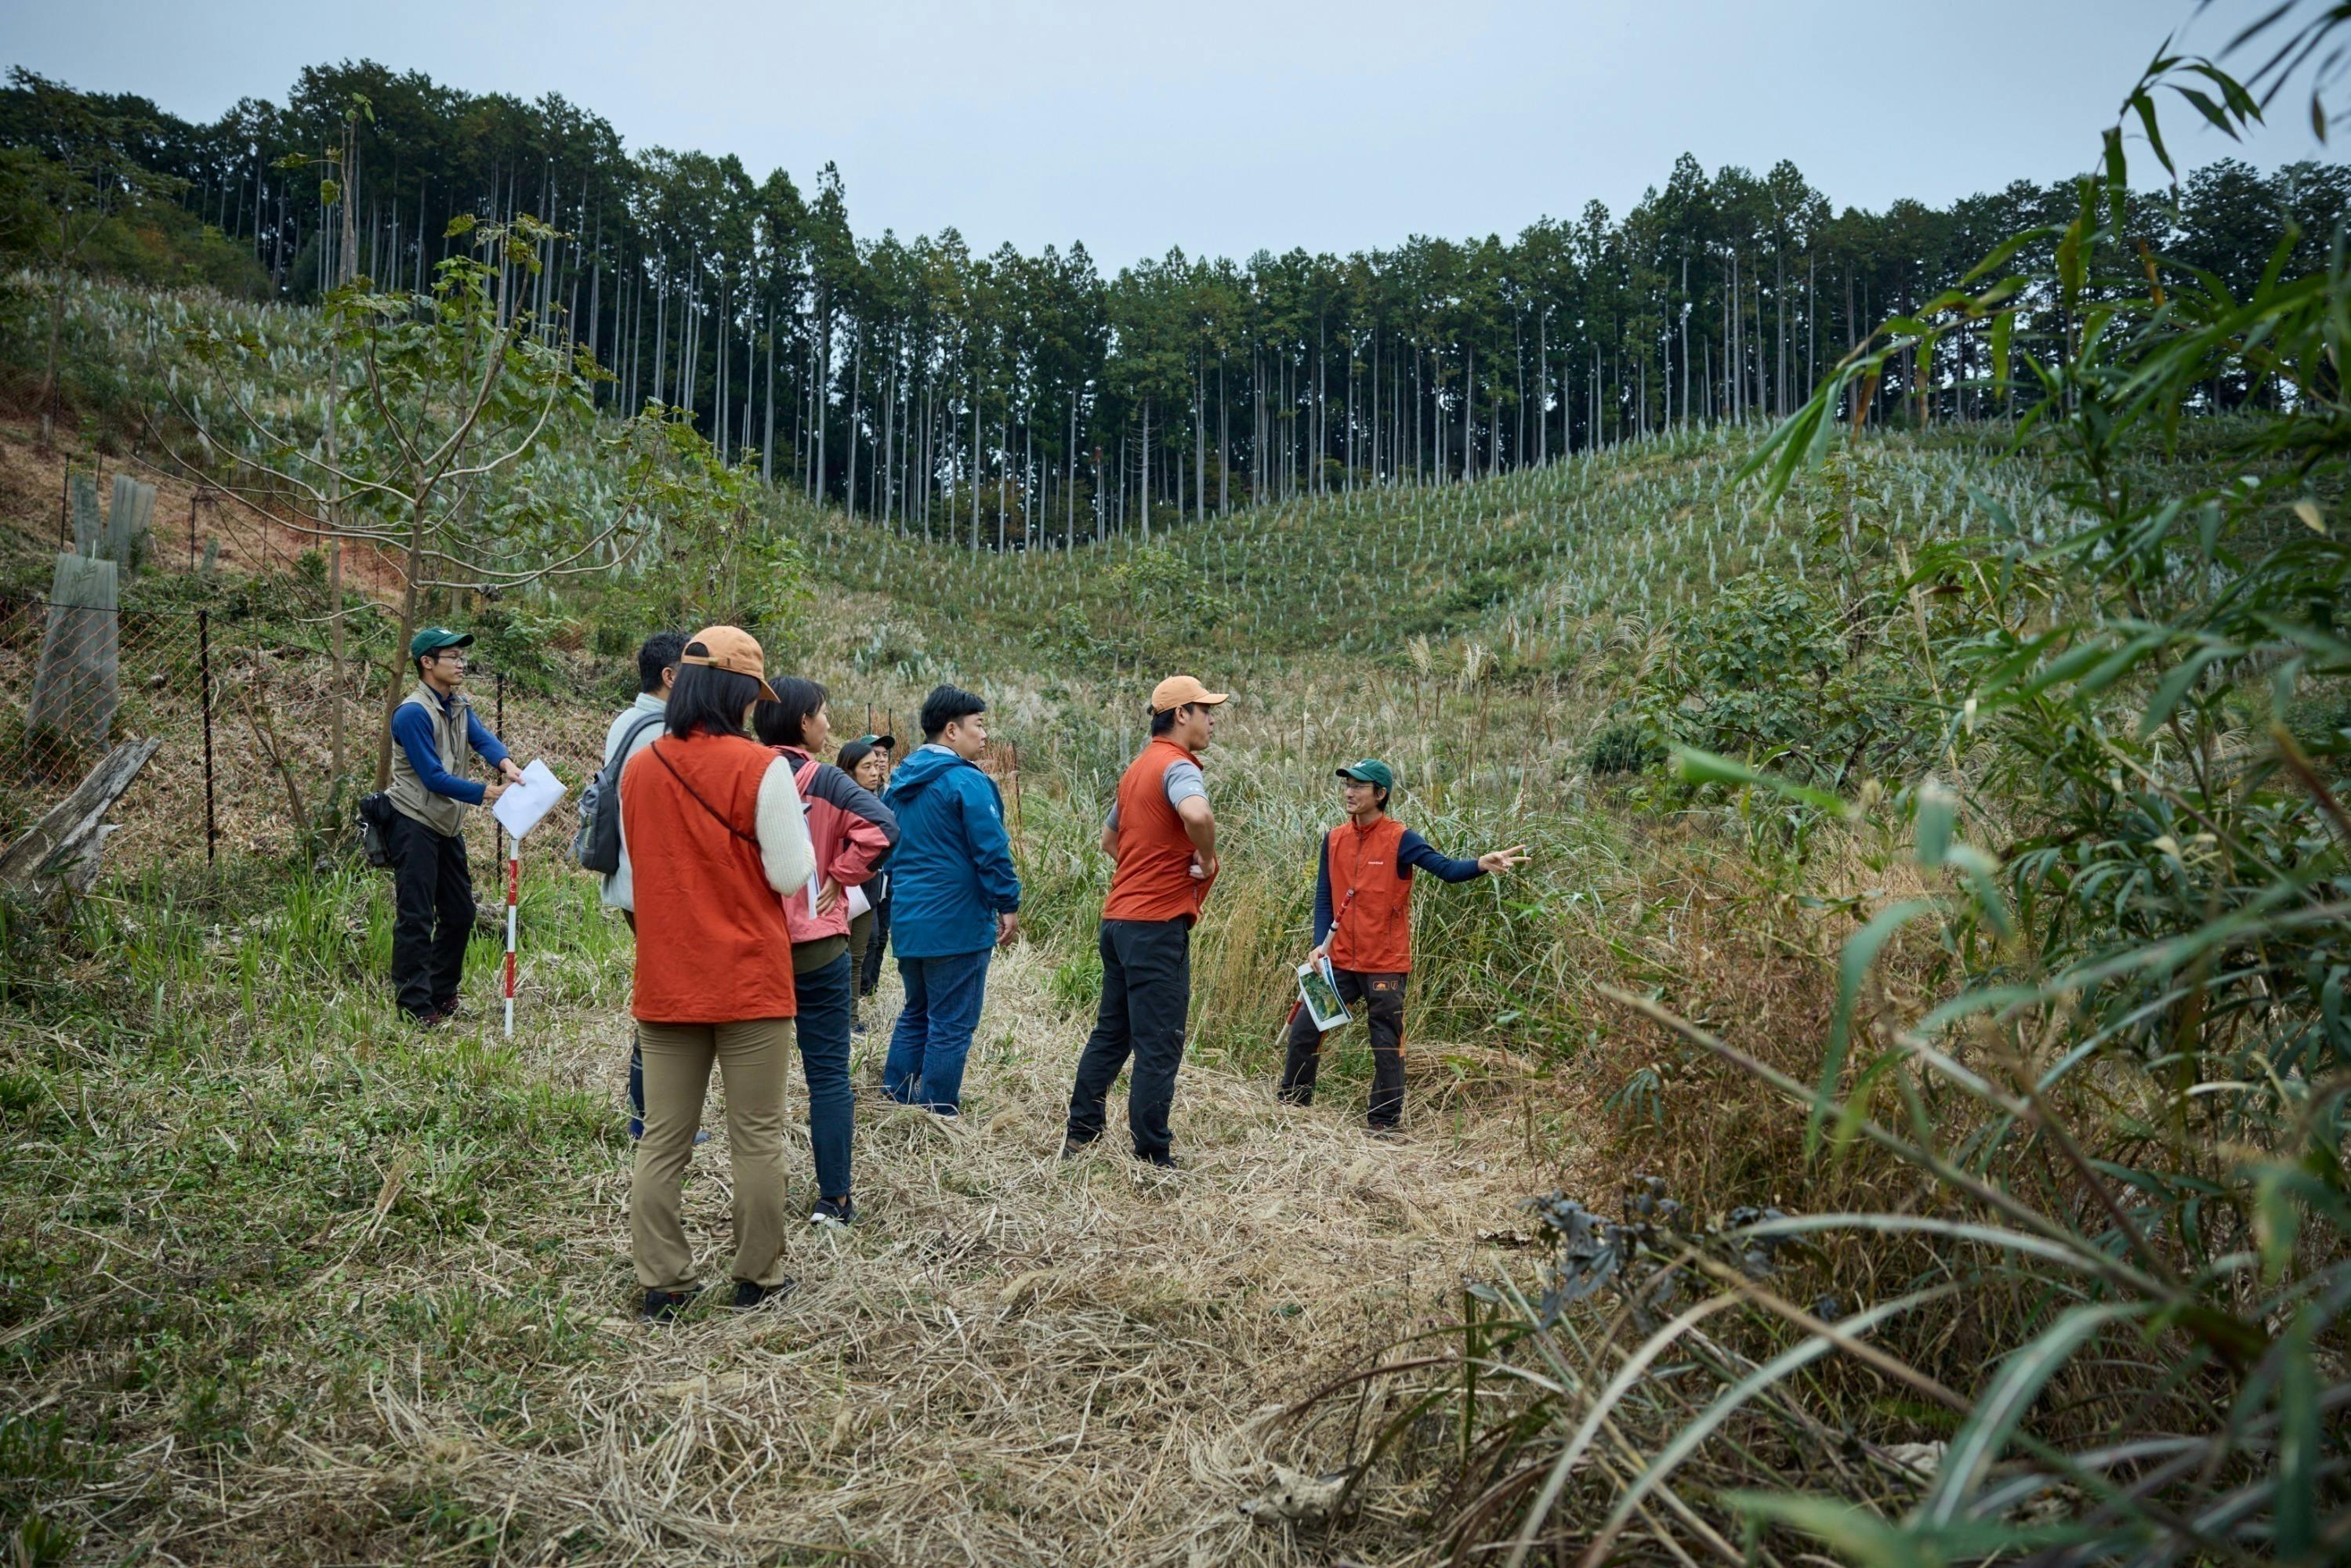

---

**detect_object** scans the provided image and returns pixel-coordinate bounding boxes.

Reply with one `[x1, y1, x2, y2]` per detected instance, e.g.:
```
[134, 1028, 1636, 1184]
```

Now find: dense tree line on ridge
[4, 59, 2345, 548]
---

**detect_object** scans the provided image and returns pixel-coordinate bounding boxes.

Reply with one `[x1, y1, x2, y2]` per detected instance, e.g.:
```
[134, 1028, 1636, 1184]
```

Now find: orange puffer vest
[1324, 814, 1413, 973]
[1104, 738, 1210, 924]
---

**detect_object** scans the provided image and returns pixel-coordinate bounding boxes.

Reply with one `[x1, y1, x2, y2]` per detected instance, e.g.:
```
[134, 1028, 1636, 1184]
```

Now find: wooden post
[0, 736, 161, 895]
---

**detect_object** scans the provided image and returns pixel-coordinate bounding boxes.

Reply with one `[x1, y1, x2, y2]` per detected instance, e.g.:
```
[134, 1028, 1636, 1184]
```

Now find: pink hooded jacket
[772, 745, 898, 946]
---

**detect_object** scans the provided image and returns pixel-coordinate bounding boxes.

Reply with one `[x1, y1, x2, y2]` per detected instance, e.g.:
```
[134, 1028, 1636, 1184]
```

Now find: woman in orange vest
[1278, 759, 1527, 1132]
[618, 627, 816, 1321]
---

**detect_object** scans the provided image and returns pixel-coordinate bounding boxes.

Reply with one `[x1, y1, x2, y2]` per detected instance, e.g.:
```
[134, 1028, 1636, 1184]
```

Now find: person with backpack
[619, 626, 815, 1320]
[384, 626, 523, 1027]
[1277, 759, 1529, 1133]
[576, 631, 685, 1139]
[880, 687, 1020, 1116]
[752, 683, 897, 1227]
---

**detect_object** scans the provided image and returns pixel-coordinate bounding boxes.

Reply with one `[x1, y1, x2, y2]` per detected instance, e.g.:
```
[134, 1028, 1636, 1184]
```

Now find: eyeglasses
[430, 652, 469, 667]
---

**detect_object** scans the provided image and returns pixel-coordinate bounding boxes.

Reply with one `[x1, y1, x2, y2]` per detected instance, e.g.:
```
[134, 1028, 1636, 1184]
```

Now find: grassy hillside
[4, 258, 2345, 1566]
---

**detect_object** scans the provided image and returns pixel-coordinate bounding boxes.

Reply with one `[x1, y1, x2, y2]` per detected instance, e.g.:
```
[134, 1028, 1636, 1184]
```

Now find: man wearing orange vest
[1280, 759, 1528, 1132]
[1062, 675, 1226, 1168]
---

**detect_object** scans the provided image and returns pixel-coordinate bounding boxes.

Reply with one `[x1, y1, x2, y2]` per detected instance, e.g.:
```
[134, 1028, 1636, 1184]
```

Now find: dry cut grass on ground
[4, 873, 1599, 1566]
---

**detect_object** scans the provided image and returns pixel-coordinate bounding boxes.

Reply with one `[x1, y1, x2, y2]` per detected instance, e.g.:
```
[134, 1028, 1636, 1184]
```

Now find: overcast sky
[2, 1, 2330, 269]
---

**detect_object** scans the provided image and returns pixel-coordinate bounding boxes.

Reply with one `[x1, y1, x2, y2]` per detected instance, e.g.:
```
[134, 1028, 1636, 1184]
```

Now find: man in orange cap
[1063, 675, 1226, 1168]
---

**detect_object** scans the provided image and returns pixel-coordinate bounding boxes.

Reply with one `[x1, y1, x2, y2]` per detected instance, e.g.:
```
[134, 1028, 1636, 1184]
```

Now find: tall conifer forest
[4, 58, 2345, 541]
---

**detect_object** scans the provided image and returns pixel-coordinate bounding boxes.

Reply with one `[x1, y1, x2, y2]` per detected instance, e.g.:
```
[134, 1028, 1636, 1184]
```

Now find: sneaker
[1135, 1149, 1176, 1169]
[1059, 1134, 1096, 1160]
[406, 1008, 444, 1030]
[810, 1196, 856, 1228]
[1367, 1123, 1403, 1141]
[433, 997, 465, 1020]
[732, 1277, 795, 1311]
[639, 1286, 699, 1323]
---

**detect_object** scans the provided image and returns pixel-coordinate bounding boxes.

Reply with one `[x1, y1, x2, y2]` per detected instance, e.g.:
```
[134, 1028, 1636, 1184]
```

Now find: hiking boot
[732, 1278, 795, 1311]
[1367, 1123, 1403, 1141]
[1135, 1149, 1176, 1170]
[433, 996, 465, 1020]
[810, 1196, 857, 1228]
[406, 1008, 444, 1030]
[1060, 1134, 1096, 1161]
[639, 1286, 700, 1323]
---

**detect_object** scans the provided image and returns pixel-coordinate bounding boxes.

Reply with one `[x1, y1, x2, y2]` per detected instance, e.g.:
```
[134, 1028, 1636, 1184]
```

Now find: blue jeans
[883, 949, 992, 1114]
[792, 950, 856, 1199]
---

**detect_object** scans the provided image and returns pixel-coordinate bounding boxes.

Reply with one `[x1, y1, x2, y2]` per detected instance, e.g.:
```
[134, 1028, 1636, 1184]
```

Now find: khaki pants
[632, 1017, 793, 1291]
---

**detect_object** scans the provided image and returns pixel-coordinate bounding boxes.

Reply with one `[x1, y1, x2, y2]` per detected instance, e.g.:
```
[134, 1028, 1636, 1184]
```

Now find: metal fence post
[199, 609, 216, 864]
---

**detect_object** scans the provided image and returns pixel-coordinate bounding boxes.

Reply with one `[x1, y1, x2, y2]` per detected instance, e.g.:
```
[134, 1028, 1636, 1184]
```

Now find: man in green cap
[386, 627, 523, 1026]
[1280, 759, 1527, 1132]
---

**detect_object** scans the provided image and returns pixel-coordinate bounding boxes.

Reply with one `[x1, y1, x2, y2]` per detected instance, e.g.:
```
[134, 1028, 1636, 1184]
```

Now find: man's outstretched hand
[1478, 845, 1531, 875]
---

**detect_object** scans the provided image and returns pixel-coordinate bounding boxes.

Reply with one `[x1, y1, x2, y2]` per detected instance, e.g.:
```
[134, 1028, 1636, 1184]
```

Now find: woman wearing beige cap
[618, 626, 817, 1321]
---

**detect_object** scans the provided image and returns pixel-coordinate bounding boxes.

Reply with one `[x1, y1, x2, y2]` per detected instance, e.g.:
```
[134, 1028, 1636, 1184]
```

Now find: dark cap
[409, 627, 474, 659]
[857, 733, 897, 751]
[1335, 759, 1395, 794]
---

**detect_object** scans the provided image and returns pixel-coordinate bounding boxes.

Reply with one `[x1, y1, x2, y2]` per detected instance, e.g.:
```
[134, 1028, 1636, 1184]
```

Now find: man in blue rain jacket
[879, 684, 1022, 1114]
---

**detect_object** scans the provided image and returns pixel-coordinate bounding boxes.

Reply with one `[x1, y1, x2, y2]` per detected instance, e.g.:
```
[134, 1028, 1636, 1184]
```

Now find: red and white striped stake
[502, 849, 520, 1037]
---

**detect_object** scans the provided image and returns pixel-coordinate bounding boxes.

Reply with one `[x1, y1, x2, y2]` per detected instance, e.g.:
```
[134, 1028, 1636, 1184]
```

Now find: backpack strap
[606, 711, 666, 788]
[648, 741, 762, 846]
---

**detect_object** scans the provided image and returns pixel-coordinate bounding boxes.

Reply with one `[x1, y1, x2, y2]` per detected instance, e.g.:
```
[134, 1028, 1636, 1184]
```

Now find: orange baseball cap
[681, 625, 781, 703]
[1150, 675, 1229, 714]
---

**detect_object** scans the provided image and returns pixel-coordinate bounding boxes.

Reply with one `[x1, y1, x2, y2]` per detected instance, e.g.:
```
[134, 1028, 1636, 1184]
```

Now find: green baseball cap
[1335, 759, 1395, 793]
[857, 733, 897, 750]
[408, 626, 474, 659]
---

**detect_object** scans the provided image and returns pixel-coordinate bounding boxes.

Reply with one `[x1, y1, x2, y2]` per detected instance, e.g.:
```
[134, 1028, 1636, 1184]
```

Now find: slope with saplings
[0, 383, 1912, 1563]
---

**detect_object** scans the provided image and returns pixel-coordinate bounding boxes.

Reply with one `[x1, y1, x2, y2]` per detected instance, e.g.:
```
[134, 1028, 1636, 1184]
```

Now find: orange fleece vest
[1325, 814, 1413, 973]
[621, 733, 798, 1023]
[1103, 738, 1208, 924]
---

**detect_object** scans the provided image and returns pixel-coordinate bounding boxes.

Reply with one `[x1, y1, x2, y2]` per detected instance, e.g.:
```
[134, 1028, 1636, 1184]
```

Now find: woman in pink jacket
[754, 679, 897, 1226]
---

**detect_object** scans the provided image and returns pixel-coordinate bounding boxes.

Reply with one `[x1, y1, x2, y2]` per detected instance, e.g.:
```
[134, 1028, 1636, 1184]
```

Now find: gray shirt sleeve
[1162, 759, 1205, 810]
[1105, 759, 1206, 832]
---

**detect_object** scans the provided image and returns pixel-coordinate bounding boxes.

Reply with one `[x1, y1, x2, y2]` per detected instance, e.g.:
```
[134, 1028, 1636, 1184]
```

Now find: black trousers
[1066, 917, 1191, 1160]
[387, 812, 473, 1019]
[1280, 968, 1408, 1127]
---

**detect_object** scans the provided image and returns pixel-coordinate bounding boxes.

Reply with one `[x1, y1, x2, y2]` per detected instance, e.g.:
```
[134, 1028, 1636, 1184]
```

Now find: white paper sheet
[1297, 955, 1352, 1031]
[846, 882, 871, 919]
[491, 759, 567, 842]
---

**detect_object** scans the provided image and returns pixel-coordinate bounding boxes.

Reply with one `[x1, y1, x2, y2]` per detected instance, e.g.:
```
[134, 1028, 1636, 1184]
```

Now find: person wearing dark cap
[1279, 760, 1528, 1132]
[384, 626, 522, 1027]
[1063, 675, 1227, 1168]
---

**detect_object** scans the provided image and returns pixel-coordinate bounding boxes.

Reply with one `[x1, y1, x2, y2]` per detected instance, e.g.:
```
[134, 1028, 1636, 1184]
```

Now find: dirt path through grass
[446, 944, 1569, 1564]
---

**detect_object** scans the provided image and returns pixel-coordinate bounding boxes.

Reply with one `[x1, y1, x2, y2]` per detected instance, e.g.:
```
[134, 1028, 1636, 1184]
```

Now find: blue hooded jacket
[882, 744, 1022, 958]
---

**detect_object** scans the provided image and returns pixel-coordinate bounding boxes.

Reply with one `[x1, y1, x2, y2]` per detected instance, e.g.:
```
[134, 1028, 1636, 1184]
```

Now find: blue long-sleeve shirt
[389, 690, 509, 805]
[1313, 824, 1483, 946]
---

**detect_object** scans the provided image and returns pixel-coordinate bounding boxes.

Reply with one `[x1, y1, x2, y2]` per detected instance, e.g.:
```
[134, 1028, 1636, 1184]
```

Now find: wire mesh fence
[0, 590, 547, 888]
